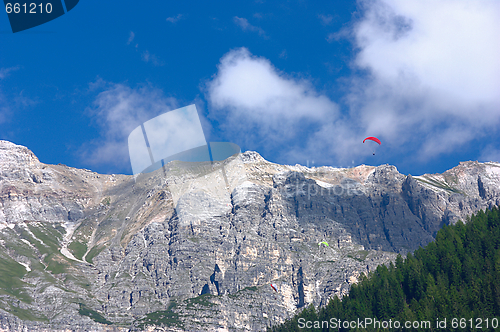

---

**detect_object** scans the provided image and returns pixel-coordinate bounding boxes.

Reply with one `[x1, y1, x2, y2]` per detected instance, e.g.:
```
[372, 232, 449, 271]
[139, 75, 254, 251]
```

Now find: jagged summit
[240, 150, 267, 163]
[0, 140, 40, 167]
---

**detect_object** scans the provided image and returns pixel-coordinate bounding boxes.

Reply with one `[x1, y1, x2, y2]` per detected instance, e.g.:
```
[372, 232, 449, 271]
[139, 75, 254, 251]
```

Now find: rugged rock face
[1, 140, 500, 331]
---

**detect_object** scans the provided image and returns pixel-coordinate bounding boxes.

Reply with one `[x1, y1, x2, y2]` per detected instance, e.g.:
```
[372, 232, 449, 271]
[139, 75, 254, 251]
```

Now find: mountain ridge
[1, 140, 500, 331]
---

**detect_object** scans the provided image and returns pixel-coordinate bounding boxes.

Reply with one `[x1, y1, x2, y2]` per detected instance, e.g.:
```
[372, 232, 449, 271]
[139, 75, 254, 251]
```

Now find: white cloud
[166, 14, 183, 23]
[318, 14, 334, 25]
[141, 50, 164, 66]
[207, 1, 500, 167]
[346, 0, 500, 160]
[0, 66, 20, 79]
[326, 30, 348, 43]
[126, 32, 163, 66]
[126, 31, 135, 45]
[81, 83, 178, 172]
[87, 76, 106, 92]
[479, 145, 500, 163]
[233, 17, 268, 38]
[206, 48, 339, 160]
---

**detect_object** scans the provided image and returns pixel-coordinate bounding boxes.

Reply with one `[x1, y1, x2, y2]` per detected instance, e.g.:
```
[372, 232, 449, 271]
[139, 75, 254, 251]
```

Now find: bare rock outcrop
[0, 140, 499, 331]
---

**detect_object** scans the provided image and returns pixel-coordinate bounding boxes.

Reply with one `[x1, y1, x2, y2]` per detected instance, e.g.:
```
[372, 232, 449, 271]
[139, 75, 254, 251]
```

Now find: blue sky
[1, 0, 499, 176]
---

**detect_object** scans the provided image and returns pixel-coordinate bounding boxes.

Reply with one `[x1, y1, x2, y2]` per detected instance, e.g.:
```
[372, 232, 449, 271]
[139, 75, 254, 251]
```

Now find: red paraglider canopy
[270, 283, 278, 293]
[363, 137, 381, 145]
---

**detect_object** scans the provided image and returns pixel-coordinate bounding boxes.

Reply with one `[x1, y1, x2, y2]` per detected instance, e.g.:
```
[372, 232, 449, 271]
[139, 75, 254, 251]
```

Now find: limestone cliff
[0, 140, 499, 331]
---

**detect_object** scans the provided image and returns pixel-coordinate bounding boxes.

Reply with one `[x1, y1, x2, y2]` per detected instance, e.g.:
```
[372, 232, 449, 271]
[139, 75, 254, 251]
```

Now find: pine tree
[271, 207, 500, 331]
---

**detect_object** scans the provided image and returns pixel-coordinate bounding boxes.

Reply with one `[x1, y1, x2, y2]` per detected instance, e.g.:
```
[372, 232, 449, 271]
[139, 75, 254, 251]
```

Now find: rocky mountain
[0, 140, 499, 331]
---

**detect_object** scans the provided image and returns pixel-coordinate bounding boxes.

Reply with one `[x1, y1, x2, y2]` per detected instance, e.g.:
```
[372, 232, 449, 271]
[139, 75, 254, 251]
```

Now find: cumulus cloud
[166, 14, 183, 23]
[326, 30, 347, 43]
[318, 14, 334, 25]
[346, 0, 500, 160]
[126, 32, 162, 65]
[87, 76, 106, 92]
[479, 145, 500, 163]
[233, 17, 268, 38]
[206, 48, 340, 161]
[81, 83, 178, 172]
[126, 31, 135, 45]
[207, 1, 500, 167]
[141, 50, 164, 66]
[0, 66, 20, 79]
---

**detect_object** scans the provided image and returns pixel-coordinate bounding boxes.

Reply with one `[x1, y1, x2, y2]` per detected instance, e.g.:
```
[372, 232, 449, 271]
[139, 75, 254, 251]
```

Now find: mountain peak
[240, 150, 267, 163]
[0, 140, 40, 167]
[0, 140, 40, 172]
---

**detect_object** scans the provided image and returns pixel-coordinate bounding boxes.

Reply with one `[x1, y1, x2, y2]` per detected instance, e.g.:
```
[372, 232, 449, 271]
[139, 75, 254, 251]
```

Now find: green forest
[268, 207, 500, 331]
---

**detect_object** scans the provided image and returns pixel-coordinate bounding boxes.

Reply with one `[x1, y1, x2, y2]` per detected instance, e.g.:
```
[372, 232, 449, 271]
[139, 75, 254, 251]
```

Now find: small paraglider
[270, 283, 278, 293]
[318, 241, 329, 255]
[363, 137, 381, 155]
